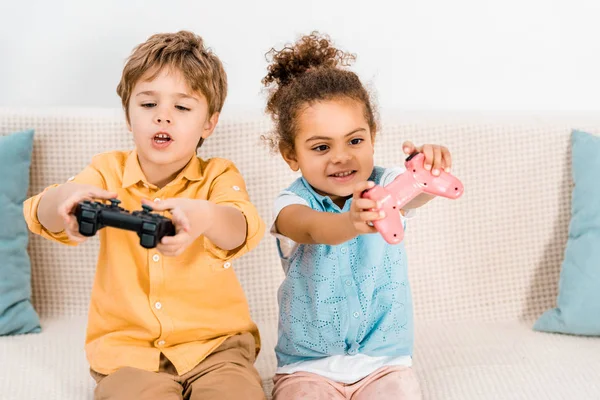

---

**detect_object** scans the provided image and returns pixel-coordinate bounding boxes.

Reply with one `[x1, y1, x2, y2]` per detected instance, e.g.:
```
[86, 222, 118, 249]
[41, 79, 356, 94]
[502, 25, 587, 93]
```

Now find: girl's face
[283, 98, 375, 207]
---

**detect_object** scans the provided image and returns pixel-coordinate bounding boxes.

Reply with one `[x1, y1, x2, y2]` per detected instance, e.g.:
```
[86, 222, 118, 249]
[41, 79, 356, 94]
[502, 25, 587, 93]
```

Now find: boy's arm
[202, 160, 266, 260]
[201, 202, 247, 251]
[275, 205, 357, 246]
[35, 185, 70, 233]
[24, 162, 110, 244]
[36, 183, 114, 233]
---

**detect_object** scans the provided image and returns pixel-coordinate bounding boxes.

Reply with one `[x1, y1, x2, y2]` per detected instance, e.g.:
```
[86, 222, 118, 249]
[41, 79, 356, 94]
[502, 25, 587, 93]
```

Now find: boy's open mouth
[154, 133, 172, 144]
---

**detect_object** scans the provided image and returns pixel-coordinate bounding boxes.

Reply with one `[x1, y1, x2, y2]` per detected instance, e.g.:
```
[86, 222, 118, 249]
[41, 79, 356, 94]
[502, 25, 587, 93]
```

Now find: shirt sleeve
[23, 160, 107, 246]
[269, 191, 308, 260]
[272, 190, 309, 227]
[203, 161, 266, 261]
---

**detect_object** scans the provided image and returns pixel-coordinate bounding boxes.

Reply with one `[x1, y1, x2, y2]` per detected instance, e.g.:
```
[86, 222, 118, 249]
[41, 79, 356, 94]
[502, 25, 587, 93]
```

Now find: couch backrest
[2, 109, 599, 324]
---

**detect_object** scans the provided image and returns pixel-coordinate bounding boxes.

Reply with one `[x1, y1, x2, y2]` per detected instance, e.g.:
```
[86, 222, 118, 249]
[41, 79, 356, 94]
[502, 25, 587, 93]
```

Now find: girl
[262, 32, 452, 399]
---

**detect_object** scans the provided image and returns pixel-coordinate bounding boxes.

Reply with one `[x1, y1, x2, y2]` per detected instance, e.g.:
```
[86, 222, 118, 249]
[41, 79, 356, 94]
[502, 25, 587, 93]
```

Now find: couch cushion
[0, 316, 91, 400]
[0, 129, 41, 335]
[3, 318, 598, 400]
[414, 320, 600, 399]
[534, 130, 600, 335]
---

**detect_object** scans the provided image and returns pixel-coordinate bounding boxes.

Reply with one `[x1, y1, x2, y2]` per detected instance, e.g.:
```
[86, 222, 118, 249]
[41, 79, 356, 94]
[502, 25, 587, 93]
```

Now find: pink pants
[272, 366, 422, 400]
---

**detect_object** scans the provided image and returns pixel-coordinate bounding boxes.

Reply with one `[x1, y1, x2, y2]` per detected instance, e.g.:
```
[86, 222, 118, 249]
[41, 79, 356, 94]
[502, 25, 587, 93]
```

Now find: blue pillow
[534, 130, 600, 335]
[0, 129, 41, 335]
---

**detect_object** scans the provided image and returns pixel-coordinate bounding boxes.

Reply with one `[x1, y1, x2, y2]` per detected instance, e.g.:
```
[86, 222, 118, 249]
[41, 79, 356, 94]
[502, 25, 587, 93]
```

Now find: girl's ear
[281, 145, 300, 172]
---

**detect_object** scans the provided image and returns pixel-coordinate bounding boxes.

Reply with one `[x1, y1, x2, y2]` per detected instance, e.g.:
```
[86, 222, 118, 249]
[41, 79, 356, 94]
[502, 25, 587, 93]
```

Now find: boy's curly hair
[262, 31, 377, 153]
[117, 31, 227, 148]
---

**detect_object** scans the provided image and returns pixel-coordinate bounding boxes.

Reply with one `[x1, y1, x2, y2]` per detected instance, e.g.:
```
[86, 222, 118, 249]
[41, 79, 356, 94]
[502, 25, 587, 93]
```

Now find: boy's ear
[201, 112, 220, 140]
[281, 145, 300, 171]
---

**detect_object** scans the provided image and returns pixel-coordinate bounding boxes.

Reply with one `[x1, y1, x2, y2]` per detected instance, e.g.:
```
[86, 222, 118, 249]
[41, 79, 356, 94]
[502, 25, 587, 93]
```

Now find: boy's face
[283, 98, 375, 206]
[127, 67, 218, 173]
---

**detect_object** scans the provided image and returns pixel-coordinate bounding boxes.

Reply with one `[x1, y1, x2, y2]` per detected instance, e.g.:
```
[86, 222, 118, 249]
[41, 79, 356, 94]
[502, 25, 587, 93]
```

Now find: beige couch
[1, 109, 600, 400]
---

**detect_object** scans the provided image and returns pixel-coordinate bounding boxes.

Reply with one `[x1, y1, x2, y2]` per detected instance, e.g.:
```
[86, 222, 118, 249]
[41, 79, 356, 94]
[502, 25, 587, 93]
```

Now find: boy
[23, 31, 266, 400]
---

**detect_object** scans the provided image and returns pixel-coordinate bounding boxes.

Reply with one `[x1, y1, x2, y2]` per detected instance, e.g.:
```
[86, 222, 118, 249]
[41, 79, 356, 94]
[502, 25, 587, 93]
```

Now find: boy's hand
[402, 141, 452, 176]
[347, 181, 386, 235]
[141, 198, 213, 257]
[57, 184, 117, 243]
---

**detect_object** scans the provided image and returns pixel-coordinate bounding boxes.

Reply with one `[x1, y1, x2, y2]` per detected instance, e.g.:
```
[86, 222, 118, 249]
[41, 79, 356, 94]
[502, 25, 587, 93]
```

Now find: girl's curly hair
[262, 32, 377, 153]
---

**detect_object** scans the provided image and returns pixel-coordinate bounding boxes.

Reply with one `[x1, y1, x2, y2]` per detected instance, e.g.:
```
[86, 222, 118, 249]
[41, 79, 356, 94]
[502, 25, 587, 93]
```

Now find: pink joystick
[362, 152, 464, 244]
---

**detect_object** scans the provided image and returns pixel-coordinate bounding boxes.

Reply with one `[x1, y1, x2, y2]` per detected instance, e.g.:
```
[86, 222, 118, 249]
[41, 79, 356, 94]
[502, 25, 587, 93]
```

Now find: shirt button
[152, 254, 160, 262]
[353, 311, 360, 318]
[348, 348, 357, 355]
[154, 302, 162, 310]
[340, 247, 347, 254]
[224, 262, 231, 269]
[232, 186, 240, 191]
[154, 197, 161, 203]
[67, 176, 75, 182]
[345, 279, 352, 286]
[157, 340, 165, 347]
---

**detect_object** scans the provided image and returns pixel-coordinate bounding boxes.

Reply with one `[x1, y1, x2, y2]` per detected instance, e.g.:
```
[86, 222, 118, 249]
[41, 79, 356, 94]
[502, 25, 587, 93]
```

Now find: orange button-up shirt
[23, 150, 265, 375]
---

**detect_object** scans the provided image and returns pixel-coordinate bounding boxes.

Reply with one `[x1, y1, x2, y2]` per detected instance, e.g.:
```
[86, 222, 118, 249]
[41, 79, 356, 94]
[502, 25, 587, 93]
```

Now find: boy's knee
[187, 362, 265, 400]
[92, 367, 183, 400]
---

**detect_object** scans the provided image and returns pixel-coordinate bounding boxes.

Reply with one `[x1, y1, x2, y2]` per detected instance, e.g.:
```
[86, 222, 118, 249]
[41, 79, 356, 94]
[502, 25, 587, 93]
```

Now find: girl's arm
[403, 193, 435, 209]
[275, 181, 384, 246]
[275, 204, 357, 246]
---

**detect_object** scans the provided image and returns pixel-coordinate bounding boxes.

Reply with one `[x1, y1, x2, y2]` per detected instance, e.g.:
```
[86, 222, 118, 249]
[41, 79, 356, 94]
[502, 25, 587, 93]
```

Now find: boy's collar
[122, 150, 204, 188]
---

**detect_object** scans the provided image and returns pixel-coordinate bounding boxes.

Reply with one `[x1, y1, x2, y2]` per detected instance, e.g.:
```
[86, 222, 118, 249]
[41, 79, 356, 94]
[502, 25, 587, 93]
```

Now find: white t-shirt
[271, 167, 416, 383]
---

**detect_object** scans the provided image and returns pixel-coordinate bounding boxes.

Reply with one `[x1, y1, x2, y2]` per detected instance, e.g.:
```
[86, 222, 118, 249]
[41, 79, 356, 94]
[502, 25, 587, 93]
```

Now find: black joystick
[74, 199, 176, 249]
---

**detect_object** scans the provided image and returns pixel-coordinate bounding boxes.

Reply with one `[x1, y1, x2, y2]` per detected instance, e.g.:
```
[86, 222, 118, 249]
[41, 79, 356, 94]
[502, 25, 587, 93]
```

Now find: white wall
[1, 0, 599, 112]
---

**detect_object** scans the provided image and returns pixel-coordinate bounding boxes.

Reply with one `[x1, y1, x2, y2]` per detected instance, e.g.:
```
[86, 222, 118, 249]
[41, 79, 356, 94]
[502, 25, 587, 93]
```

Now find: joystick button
[406, 151, 419, 161]
[141, 234, 156, 248]
[143, 222, 157, 232]
[80, 221, 95, 235]
[81, 210, 96, 220]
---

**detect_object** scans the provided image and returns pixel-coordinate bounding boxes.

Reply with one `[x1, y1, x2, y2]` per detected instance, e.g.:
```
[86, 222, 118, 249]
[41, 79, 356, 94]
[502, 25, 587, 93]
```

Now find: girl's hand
[402, 141, 452, 176]
[347, 181, 385, 235]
